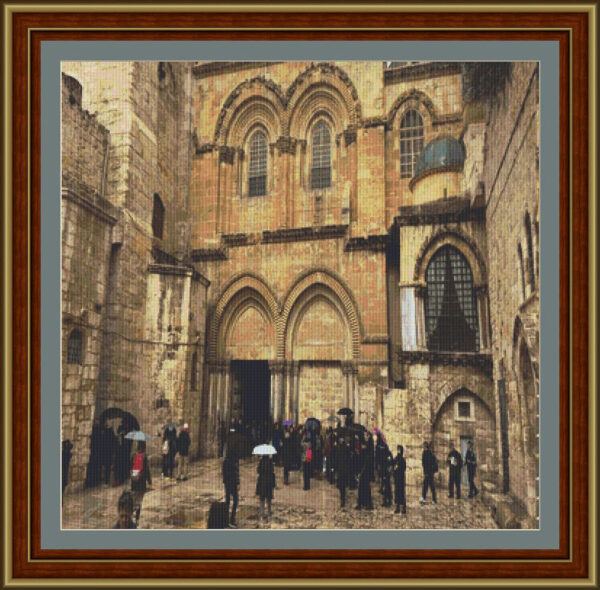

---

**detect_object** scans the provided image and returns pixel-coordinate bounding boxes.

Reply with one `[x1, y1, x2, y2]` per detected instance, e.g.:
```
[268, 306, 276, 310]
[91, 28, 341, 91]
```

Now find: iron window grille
[425, 245, 480, 352]
[66, 328, 83, 365]
[400, 109, 424, 179]
[248, 131, 267, 197]
[311, 120, 332, 190]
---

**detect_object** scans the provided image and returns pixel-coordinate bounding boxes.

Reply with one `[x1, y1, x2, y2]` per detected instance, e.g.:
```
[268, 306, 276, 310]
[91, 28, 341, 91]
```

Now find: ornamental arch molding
[214, 77, 286, 145]
[432, 383, 495, 427]
[285, 63, 362, 136]
[208, 274, 280, 362]
[387, 88, 438, 128]
[280, 269, 362, 360]
[413, 227, 487, 287]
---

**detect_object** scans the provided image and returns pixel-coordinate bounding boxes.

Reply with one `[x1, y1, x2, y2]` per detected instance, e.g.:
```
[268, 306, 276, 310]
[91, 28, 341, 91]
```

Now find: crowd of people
[217, 415, 479, 528]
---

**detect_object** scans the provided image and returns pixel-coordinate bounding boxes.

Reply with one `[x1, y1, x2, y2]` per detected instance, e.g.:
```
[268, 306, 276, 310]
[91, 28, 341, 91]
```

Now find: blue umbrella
[282, 420, 294, 426]
[125, 430, 153, 442]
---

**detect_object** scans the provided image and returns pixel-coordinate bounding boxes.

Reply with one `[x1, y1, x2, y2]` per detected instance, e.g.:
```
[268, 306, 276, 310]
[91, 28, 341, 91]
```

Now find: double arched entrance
[205, 271, 361, 449]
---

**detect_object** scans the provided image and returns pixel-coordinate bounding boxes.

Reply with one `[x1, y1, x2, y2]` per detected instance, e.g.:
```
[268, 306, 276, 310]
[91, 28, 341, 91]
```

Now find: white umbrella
[125, 430, 153, 442]
[252, 444, 277, 455]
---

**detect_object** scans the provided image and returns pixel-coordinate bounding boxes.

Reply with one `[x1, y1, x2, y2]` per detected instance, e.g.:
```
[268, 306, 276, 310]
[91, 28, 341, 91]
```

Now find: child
[113, 491, 137, 529]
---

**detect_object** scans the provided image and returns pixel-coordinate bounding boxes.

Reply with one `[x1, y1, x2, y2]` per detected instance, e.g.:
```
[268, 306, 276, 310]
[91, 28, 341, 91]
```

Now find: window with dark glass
[152, 194, 165, 239]
[248, 131, 267, 197]
[458, 401, 471, 418]
[67, 328, 83, 365]
[311, 120, 331, 189]
[425, 245, 480, 352]
[400, 109, 424, 179]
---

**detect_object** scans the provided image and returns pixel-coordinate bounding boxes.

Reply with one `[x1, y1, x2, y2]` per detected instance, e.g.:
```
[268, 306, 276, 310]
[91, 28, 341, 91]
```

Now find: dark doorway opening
[231, 360, 271, 445]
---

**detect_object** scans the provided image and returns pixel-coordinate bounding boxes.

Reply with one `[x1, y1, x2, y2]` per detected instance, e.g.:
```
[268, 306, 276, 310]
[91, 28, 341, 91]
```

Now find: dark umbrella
[305, 417, 321, 431]
[337, 408, 354, 416]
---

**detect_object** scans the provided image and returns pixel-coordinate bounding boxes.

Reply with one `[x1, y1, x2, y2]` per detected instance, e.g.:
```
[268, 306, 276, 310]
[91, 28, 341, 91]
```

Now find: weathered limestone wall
[483, 62, 540, 523]
[61, 74, 117, 486]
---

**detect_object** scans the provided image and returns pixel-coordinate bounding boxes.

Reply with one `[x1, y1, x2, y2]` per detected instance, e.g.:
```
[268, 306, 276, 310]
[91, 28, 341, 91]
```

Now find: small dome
[414, 136, 465, 178]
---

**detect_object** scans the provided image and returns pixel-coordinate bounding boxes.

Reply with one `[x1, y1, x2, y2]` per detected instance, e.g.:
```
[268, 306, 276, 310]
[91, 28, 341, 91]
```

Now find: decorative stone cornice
[397, 350, 493, 376]
[263, 224, 348, 244]
[191, 247, 228, 262]
[194, 140, 217, 155]
[384, 62, 462, 85]
[268, 360, 286, 373]
[408, 164, 465, 192]
[218, 145, 236, 165]
[362, 334, 389, 345]
[221, 233, 249, 247]
[147, 262, 210, 287]
[344, 235, 389, 252]
[359, 116, 388, 130]
[193, 61, 278, 78]
[396, 196, 485, 227]
[341, 361, 359, 375]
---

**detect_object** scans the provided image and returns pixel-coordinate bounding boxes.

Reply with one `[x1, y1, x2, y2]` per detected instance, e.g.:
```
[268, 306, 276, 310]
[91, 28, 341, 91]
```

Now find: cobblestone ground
[62, 457, 498, 529]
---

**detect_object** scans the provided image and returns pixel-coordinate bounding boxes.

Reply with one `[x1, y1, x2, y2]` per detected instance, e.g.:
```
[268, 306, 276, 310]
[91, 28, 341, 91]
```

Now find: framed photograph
[2, 2, 596, 587]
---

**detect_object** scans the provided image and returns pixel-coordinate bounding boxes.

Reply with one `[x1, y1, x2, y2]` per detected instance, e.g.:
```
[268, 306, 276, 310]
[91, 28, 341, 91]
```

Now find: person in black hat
[381, 452, 393, 507]
[464, 440, 479, 498]
[394, 445, 407, 514]
[446, 441, 463, 499]
[420, 441, 438, 505]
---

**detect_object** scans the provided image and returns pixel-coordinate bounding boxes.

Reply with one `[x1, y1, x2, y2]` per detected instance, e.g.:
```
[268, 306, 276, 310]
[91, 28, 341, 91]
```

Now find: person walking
[393, 445, 407, 514]
[464, 441, 479, 498]
[255, 455, 276, 524]
[335, 436, 351, 509]
[381, 453, 393, 507]
[112, 490, 137, 529]
[130, 441, 152, 525]
[420, 441, 438, 505]
[356, 443, 373, 510]
[222, 454, 240, 527]
[446, 442, 463, 499]
[100, 420, 116, 488]
[301, 435, 312, 491]
[176, 423, 191, 481]
[281, 429, 294, 485]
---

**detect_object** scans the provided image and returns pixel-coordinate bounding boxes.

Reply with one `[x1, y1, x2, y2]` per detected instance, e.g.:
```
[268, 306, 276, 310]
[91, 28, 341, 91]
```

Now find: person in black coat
[176, 424, 191, 481]
[394, 445, 407, 514]
[280, 430, 294, 485]
[356, 444, 373, 510]
[222, 455, 240, 527]
[464, 440, 479, 498]
[100, 421, 116, 487]
[334, 437, 351, 509]
[62, 439, 73, 497]
[381, 452, 393, 507]
[256, 455, 276, 522]
[446, 442, 463, 499]
[420, 441, 438, 505]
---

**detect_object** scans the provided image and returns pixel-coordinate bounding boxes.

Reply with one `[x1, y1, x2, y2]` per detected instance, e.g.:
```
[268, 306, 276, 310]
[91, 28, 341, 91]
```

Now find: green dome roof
[414, 136, 465, 178]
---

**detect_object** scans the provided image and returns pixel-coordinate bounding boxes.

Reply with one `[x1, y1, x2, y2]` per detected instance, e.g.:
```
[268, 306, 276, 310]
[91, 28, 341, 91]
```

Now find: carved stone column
[269, 360, 285, 422]
[475, 285, 490, 351]
[291, 362, 301, 423]
[415, 284, 427, 350]
[341, 361, 358, 412]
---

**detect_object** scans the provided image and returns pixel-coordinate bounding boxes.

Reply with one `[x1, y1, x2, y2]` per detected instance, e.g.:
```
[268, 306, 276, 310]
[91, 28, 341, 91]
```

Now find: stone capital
[218, 145, 236, 165]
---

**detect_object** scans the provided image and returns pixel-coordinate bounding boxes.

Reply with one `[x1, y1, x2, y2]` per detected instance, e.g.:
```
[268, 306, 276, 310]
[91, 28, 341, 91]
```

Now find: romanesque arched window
[67, 328, 83, 365]
[311, 120, 331, 190]
[400, 109, 424, 179]
[425, 245, 479, 352]
[152, 194, 165, 239]
[248, 130, 268, 197]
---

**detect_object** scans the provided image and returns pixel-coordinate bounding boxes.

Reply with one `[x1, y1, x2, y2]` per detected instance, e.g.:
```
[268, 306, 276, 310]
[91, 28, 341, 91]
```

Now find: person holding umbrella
[253, 444, 277, 524]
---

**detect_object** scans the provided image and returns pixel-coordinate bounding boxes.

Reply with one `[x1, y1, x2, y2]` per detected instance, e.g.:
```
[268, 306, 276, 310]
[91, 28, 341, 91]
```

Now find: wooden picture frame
[1, 2, 596, 586]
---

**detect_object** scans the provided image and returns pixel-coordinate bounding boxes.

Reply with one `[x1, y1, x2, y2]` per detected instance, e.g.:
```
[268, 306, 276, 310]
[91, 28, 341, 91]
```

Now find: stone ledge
[397, 350, 493, 375]
[395, 196, 485, 227]
[344, 235, 389, 252]
[263, 224, 348, 244]
[191, 247, 228, 262]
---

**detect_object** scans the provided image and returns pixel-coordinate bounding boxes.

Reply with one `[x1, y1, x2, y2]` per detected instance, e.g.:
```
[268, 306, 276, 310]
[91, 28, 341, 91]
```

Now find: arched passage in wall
[432, 388, 497, 489]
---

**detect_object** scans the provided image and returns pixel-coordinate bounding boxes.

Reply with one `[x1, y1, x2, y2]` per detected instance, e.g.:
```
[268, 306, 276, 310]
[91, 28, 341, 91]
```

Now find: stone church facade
[60, 60, 539, 527]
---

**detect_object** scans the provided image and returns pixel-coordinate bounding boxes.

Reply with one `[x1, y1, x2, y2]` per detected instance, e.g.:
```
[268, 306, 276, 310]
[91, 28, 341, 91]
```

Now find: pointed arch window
[425, 245, 479, 352]
[400, 109, 424, 179]
[248, 130, 268, 197]
[67, 328, 83, 365]
[152, 194, 165, 239]
[311, 120, 332, 190]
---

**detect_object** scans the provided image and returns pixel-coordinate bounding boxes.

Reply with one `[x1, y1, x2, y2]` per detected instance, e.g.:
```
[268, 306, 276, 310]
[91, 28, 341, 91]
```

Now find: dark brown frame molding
[3, 2, 594, 585]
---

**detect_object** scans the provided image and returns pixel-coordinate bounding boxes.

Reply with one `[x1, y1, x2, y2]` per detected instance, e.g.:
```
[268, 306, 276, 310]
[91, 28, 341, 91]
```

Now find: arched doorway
[432, 389, 496, 491]
[85, 408, 139, 488]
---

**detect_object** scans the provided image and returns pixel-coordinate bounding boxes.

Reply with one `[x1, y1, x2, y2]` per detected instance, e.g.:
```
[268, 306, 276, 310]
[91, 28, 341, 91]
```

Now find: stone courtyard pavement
[62, 457, 498, 529]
